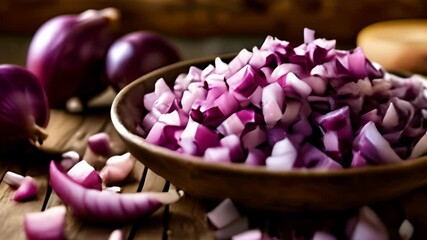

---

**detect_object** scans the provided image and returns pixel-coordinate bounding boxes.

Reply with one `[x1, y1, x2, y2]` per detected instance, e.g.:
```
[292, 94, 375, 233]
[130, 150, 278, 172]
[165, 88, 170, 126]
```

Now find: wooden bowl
[111, 55, 427, 212]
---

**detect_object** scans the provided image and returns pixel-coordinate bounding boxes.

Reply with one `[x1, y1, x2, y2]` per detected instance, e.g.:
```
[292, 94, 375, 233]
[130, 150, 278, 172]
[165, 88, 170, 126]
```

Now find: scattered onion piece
[60, 150, 80, 171]
[4, 171, 24, 188]
[312, 231, 337, 240]
[49, 161, 183, 222]
[99, 152, 136, 186]
[398, 219, 414, 240]
[346, 206, 389, 240]
[24, 205, 66, 240]
[13, 176, 38, 202]
[108, 229, 123, 240]
[103, 186, 122, 193]
[207, 198, 241, 229]
[67, 160, 102, 190]
[87, 132, 113, 157]
[231, 229, 268, 240]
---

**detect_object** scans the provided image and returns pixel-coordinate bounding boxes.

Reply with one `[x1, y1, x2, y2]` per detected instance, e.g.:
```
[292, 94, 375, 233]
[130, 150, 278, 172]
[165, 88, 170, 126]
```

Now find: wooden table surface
[1, 34, 427, 239]
[0, 88, 426, 240]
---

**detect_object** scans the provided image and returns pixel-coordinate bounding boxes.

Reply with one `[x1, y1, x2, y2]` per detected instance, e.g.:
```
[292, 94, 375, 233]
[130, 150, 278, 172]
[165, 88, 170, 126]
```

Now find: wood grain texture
[168, 190, 216, 240]
[130, 169, 168, 239]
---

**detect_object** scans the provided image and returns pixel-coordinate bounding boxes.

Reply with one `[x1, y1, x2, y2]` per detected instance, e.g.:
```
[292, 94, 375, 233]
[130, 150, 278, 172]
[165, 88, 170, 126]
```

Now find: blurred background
[0, 0, 426, 65]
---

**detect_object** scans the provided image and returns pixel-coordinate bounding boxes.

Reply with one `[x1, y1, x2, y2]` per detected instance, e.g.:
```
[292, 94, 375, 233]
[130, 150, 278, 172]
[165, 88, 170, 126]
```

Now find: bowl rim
[111, 54, 427, 179]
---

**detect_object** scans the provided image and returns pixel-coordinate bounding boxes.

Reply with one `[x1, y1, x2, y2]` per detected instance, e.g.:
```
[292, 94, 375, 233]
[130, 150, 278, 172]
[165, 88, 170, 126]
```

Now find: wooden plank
[167, 185, 216, 240]
[131, 169, 168, 239]
[41, 110, 85, 154]
[0, 162, 50, 240]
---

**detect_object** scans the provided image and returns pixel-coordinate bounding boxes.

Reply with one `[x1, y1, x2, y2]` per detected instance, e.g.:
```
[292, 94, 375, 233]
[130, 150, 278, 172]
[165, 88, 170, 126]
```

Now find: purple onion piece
[24, 206, 66, 240]
[13, 176, 39, 202]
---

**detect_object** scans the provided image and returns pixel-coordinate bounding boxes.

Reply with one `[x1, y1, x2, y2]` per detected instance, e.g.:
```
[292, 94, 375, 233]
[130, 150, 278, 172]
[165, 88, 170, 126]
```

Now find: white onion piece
[266, 137, 297, 170]
[24, 206, 66, 240]
[410, 132, 427, 159]
[108, 229, 123, 240]
[60, 150, 80, 171]
[231, 229, 263, 240]
[4, 171, 24, 187]
[100, 152, 136, 186]
[207, 198, 241, 229]
[382, 103, 399, 129]
[204, 147, 231, 163]
[398, 219, 414, 240]
[262, 82, 284, 128]
[347, 206, 388, 240]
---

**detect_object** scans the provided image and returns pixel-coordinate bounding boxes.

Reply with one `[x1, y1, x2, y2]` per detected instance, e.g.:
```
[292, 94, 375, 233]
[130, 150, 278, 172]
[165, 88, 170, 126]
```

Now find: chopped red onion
[139, 28, 427, 169]
[24, 206, 66, 240]
[100, 152, 136, 186]
[13, 176, 38, 201]
[67, 160, 102, 190]
[266, 137, 297, 170]
[88, 132, 113, 157]
[207, 198, 241, 229]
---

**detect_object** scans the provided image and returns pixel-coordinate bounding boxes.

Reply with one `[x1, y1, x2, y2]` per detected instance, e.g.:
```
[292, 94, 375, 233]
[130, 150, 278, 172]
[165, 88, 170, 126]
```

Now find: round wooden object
[357, 19, 427, 74]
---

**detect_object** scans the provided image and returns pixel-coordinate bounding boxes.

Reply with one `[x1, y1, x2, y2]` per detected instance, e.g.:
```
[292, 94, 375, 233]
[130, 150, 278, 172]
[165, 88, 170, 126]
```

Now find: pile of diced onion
[140, 28, 427, 170]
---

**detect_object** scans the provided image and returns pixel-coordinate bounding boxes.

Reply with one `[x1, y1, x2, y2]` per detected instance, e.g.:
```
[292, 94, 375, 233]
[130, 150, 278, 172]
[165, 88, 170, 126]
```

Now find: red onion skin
[106, 31, 181, 91]
[0, 65, 49, 151]
[26, 9, 118, 108]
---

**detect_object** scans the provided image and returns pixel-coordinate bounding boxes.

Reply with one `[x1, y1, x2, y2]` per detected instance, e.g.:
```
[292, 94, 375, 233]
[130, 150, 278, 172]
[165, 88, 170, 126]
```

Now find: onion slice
[49, 161, 183, 222]
[24, 205, 66, 240]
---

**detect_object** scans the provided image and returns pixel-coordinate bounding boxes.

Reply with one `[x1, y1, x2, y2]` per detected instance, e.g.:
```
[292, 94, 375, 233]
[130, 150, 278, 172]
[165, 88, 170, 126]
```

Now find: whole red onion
[0, 65, 49, 151]
[106, 31, 181, 91]
[26, 8, 120, 108]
